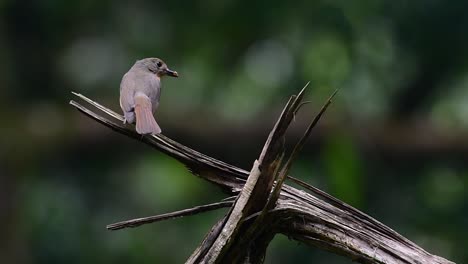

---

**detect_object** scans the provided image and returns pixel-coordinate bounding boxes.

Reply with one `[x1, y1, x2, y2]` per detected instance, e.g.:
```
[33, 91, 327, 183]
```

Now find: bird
[119, 58, 178, 135]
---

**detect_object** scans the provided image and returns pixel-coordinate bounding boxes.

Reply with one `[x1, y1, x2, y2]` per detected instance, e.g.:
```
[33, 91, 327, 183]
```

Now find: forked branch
[70, 87, 453, 264]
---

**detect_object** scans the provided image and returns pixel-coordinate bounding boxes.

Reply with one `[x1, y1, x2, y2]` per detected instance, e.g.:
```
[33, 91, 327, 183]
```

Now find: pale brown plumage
[119, 58, 178, 135]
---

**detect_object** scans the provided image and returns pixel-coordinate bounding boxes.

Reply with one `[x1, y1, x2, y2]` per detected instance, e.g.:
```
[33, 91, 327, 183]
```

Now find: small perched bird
[120, 58, 178, 135]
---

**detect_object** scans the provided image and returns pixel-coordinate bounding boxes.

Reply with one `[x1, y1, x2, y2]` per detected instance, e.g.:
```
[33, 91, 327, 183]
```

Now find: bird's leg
[123, 110, 135, 125]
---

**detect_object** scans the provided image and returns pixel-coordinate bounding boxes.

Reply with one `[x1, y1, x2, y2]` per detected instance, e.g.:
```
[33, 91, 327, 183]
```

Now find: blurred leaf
[133, 155, 206, 210]
[303, 32, 351, 87]
[420, 167, 465, 212]
[323, 133, 364, 207]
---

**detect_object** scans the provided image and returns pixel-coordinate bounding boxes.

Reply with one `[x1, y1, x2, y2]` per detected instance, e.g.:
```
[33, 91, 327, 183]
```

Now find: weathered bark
[70, 89, 454, 264]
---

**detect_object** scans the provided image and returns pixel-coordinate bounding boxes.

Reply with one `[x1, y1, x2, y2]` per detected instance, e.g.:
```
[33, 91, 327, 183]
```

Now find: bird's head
[137, 57, 179, 77]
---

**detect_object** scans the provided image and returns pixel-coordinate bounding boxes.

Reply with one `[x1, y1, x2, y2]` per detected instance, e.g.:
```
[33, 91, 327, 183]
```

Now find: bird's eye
[156, 61, 162, 67]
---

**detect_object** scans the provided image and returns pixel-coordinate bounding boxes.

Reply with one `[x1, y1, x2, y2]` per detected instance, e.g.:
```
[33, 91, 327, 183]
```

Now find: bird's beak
[165, 69, 179, 77]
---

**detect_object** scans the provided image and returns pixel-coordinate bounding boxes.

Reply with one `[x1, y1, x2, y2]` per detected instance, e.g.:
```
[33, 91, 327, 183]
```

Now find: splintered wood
[70, 87, 453, 264]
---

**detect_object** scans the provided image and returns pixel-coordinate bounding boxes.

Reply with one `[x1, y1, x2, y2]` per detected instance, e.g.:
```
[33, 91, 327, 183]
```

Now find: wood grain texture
[70, 91, 454, 264]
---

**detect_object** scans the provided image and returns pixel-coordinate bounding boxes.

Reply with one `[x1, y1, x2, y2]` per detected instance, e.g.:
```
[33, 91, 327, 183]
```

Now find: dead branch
[107, 200, 233, 231]
[70, 88, 454, 264]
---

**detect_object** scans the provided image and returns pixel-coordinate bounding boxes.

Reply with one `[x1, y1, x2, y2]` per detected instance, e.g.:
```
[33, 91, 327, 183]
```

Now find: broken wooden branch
[70, 88, 454, 264]
[107, 200, 234, 231]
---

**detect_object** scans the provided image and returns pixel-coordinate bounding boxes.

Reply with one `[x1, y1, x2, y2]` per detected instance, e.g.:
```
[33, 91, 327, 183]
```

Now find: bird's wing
[119, 72, 136, 112]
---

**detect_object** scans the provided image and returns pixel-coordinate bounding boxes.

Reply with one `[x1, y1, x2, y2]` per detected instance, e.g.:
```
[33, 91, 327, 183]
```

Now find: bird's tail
[134, 94, 161, 135]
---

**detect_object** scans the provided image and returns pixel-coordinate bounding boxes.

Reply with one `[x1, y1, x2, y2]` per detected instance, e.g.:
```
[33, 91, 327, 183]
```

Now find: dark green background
[1, 1, 466, 263]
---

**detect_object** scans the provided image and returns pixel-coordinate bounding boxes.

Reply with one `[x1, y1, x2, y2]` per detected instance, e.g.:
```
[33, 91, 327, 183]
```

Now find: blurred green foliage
[1, 0, 467, 263]
[324, 133, 364, 207]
